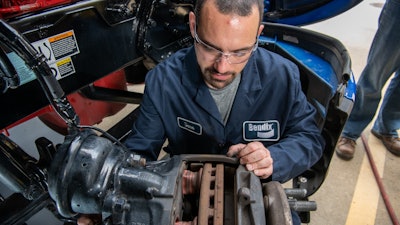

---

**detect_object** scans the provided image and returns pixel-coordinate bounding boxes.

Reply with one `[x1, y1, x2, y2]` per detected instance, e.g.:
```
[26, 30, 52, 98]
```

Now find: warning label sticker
[31, 30, 79, 80]
[56, 57, 76, 78]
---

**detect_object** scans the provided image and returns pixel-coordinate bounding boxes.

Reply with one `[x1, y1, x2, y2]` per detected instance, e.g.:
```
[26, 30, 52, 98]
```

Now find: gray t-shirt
[209, 73, 241, 125]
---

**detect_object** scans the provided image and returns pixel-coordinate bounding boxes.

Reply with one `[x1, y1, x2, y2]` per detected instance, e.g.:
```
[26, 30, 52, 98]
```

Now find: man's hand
[77, 214, 101, 225]
[227, 142, 273, 179]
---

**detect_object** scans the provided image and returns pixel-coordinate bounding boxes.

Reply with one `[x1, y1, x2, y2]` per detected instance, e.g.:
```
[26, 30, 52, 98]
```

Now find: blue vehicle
[0, 0, 357, 224]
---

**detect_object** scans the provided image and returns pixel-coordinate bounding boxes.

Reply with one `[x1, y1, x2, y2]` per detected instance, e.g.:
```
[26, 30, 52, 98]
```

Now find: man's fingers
[77, 216, 94, 225]
[77, 214, 101, 225]
[254, 167, 273, 179]
[227, 142, 273, 179]
[244, 157, 273, 179]
[244, 155, 273, 171]
[239, 147, 269, 164]
[227, 143, 246, 157]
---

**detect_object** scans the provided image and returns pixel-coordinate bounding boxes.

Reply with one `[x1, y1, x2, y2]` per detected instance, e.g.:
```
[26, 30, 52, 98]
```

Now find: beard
[202, 67, 237, 89]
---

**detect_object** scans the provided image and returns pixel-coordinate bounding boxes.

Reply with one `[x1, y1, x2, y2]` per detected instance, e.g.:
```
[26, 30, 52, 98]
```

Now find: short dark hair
[194, 0, 264, 25]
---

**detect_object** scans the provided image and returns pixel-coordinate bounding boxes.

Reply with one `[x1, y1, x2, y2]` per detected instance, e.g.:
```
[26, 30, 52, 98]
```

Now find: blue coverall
[125, 46, 325, 184]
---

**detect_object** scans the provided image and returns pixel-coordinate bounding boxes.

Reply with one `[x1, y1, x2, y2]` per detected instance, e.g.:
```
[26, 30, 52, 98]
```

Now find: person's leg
[371, 71, 400, 156]
[337, 0, 400, 159]
[342, 0, 400, 139]
[373, 71, 400, 136]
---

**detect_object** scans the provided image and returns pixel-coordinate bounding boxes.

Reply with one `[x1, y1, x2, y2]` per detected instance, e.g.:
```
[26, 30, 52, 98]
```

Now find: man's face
[189, 3, 263, 89]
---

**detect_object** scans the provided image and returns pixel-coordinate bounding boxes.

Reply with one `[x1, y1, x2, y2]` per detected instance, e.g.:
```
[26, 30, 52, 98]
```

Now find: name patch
[243, 120, 280, 141]
[177, 117, 202, 135]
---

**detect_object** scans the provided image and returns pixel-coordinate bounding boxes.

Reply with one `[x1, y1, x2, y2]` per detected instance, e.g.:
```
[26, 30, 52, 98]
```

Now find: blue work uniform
[125, 46, 324, 183]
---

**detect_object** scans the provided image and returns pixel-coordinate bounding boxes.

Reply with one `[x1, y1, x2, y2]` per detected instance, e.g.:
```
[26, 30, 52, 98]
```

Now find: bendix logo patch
[243, 120, 280, 141]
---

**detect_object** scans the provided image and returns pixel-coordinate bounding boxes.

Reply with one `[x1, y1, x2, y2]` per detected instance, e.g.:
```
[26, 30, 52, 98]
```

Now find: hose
[360, 133, 400, 225]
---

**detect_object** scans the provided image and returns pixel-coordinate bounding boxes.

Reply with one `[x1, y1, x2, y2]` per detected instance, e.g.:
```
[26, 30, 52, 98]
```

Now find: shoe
[335, 137, 356, 160]
[370, 130, 400, 156]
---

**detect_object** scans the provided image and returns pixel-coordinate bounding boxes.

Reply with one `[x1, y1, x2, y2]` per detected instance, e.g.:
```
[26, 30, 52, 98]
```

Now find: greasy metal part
[284, 188, 307, 199]
[48, 130, 310, 225]
[105, 0, 138, 23]
[0, 134, 35, 194]
[0, 134, 47, 199]
[126, 153, 146, 167]
[34, 137, 56, 169]
[263, 182, 292, 225]
[48, 129, 129, 217]
[47, 131, 319, 225]
[236, 166, 266, 225]
[181, 154, 239, 165]
[136, 0, 193, 63]
[0, 48, 19, 93]
[288, 199, 317, 212]
[48, 129, 183, 224]
[285, 186, 317, 212]
[0, 135, 57, 224]
[45, 127, 316, 225]
[0, 193, 52, 225]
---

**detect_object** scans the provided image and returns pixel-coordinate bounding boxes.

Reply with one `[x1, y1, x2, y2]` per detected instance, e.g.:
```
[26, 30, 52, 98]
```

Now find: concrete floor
[303, 0, 400, 224]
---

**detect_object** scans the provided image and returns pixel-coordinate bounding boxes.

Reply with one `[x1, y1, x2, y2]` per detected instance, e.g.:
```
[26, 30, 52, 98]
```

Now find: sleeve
[124, 72, 167, 161]
[268, 66, 325, 183]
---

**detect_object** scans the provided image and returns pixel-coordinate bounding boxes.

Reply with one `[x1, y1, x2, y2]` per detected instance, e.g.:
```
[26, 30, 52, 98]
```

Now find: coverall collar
[182, 47, 263, 124]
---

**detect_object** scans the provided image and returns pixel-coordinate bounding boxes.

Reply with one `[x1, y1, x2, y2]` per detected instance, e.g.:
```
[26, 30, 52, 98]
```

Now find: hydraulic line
[360, 133, 400, 225]
[0, 19, 80, 133]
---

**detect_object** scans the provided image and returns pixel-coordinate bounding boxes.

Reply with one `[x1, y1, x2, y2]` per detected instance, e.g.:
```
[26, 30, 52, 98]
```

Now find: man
[79, 0, 324, 224]
[336, 0, 400, 160]
[126, 0, 324, 223]
[126, 0, 324, 181]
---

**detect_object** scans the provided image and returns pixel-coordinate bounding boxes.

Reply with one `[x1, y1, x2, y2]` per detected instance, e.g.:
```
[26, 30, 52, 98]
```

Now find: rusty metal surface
[214, 164, 224, 225]
[197, 163, 224, 225]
